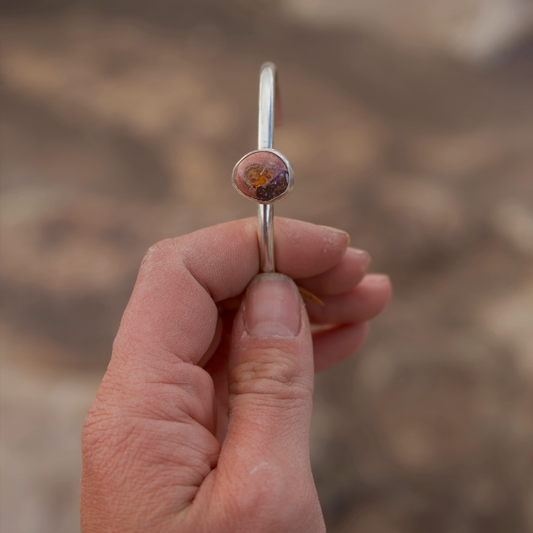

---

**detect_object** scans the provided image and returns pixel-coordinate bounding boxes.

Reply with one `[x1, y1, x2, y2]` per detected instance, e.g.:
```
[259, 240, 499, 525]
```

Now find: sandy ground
[1, 3, 533, 532]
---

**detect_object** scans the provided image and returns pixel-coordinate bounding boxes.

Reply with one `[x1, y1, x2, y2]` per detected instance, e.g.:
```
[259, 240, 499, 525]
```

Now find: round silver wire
[257, 62, 279, 273]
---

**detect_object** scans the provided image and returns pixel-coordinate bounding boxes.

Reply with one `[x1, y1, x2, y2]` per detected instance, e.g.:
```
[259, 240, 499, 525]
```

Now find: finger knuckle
[220, 469, 317, 531]
[230, 349, 311, 402]
[140, 238, 176, 272]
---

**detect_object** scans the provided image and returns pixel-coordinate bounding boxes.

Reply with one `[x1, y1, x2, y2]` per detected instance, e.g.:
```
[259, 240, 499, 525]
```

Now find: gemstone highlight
[234, 151, 289, 202]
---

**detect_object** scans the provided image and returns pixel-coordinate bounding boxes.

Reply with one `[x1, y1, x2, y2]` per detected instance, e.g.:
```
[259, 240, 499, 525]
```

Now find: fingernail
[367, 273, 390, 284]
[346, 247, 371, 263]
[244, 273, 301, 337]
[320, 225, 350, 244]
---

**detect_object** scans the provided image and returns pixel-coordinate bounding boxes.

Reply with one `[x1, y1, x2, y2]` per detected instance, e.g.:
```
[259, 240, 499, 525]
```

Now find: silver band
[257, 62, 279, 273]
[257, 203, 275, 273]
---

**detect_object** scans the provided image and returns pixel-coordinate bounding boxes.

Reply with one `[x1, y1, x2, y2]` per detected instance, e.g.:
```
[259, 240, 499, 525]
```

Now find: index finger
[114, 217, 349, 366]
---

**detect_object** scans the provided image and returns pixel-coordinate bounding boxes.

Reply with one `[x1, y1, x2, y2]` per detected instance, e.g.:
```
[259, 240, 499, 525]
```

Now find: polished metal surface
[258, 62, 281, 151]
[232, 62, 291, 273]
[257, 203, 275, 273]
[257, 63, 277, 272]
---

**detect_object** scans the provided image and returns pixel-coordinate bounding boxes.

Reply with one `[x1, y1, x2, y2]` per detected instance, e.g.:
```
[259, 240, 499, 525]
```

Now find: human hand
[81, 217, 392, 533]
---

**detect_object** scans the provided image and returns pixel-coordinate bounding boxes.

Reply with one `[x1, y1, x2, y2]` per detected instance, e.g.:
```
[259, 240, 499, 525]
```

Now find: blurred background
[1, 1, 533, 532]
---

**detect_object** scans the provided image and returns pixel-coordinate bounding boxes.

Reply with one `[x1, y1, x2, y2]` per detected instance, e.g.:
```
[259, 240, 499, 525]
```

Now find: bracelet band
[232, 62, 294, 273]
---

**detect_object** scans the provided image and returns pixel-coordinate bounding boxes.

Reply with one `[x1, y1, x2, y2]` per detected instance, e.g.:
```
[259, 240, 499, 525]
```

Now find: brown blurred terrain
[1, 1, 533, 532]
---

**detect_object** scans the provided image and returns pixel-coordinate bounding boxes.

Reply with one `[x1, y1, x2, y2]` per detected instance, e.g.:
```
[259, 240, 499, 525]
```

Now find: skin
[80, 217, 392, 533]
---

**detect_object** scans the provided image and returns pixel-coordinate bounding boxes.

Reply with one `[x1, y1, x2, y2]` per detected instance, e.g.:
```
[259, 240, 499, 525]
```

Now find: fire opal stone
[234, 151, 289, 202]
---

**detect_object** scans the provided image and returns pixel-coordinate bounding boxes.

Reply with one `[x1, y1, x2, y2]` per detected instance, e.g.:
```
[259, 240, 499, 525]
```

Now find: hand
[81, 217, 392, 533]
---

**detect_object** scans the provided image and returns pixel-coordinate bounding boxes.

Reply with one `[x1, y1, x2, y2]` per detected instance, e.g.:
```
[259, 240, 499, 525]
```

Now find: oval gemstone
[234, 151, 289, 202]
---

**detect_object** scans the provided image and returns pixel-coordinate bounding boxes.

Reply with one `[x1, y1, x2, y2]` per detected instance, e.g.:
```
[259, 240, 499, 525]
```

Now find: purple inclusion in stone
[234, 151, 289, 202]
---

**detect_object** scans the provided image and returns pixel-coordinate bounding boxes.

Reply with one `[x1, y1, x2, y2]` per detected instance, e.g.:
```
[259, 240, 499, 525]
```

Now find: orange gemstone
[234, 152, 289, 202]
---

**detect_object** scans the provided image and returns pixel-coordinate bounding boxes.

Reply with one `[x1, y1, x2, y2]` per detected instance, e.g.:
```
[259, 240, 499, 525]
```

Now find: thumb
[214, 273, 322, 526]
[225, 273, 314, 455]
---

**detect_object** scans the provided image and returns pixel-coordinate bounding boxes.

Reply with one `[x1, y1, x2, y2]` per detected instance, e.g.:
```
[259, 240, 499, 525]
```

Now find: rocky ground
[1, 2, 533, 532]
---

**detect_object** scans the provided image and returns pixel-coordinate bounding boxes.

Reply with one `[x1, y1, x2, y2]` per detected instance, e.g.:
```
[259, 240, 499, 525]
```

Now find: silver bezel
[231, 148, 294, 205]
